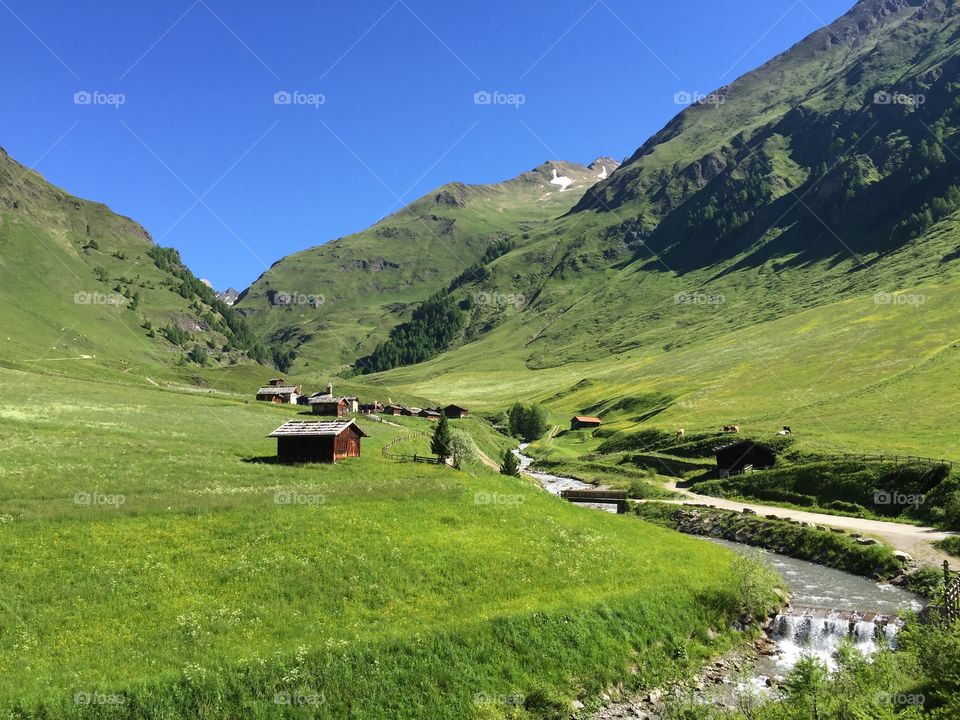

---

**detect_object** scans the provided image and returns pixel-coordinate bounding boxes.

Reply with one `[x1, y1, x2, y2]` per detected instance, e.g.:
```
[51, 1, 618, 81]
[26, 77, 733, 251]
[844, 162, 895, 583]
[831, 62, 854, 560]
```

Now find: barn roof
[714, 440, 771, 453]
[267, 420, 369, 438]
[308, 393, 343, 404]
[444, 404, 468, 411]
[257, 386, 300, 395]
[572, 416, 602, 423]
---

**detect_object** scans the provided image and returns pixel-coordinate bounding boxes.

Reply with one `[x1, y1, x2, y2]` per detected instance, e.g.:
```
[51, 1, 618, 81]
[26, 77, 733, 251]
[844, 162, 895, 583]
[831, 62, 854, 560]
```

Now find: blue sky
[0, 0, 854, 289]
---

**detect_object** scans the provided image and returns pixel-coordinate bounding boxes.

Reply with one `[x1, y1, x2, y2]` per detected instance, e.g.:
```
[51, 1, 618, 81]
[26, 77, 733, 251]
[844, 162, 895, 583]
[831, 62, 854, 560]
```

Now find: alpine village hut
[256, 378, 301, 405]
[714, 440, 776, 478]
[268, 420, 369, 463]
[309, 383, 349, 417]
[570, 416, 602, 430]
[443, 404, 469, 419]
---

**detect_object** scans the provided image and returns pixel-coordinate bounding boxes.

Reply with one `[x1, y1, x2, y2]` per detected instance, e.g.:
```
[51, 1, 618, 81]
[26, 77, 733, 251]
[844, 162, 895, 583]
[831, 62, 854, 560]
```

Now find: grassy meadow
[0, 367, 755, 718]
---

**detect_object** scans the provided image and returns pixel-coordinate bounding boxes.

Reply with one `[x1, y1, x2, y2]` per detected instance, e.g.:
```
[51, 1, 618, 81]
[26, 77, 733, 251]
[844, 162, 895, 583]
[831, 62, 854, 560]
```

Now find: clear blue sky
[0, 0, 854, 290]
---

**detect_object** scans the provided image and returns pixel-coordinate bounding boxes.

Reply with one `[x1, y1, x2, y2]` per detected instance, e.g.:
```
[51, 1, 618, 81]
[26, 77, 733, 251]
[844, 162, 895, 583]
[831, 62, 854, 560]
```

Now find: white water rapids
[513, 446, 924, 683]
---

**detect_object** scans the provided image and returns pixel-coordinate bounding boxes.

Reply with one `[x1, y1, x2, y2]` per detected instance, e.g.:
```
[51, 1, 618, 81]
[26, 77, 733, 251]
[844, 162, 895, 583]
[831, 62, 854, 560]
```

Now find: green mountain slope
[0, 147, 270, 390]
[234, 158, 619, 372]
[312, 0, 960, 459]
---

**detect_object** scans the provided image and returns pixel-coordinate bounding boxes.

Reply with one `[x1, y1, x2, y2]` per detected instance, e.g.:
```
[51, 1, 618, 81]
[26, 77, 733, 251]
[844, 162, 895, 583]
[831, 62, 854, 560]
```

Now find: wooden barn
[400, 406, 421, 417]
[418, 408, 442, 420]
[308, 382, 349, 417]
[383, 404, 404, 416]
[310, 394, 348, 417]
[570, 416, 602, 430]
[256, 378, 301, 405]
[360, 401, 384, 413]
[715, 440, 776, 478]
[443, 404, 469, 419]
[268, 420, 369, 463]
[343, 396, 360, 414]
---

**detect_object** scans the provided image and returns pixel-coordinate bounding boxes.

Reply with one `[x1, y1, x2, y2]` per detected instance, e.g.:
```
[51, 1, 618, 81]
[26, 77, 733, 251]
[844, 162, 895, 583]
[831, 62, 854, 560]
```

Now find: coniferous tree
[500, 449, 520, 477]
[431, 416, 452, 462]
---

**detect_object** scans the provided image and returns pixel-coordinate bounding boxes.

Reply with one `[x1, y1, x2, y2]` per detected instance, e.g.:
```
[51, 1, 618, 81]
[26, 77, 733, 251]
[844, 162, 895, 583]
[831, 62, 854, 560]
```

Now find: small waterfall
[770, 609, 900, 670]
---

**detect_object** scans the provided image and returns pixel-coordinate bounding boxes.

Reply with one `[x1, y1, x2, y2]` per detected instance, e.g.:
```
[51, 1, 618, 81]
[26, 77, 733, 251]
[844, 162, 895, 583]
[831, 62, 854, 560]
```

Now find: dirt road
[659, 480, 956, 566]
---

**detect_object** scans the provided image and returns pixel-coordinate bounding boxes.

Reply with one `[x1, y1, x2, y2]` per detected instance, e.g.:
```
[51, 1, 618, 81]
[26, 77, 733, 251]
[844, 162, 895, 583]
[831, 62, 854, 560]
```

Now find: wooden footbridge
[560, 489, 629, 514]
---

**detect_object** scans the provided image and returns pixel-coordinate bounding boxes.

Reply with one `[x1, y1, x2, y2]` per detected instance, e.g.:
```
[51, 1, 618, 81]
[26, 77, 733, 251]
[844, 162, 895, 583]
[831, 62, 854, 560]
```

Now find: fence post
[946, 561, 951, 593]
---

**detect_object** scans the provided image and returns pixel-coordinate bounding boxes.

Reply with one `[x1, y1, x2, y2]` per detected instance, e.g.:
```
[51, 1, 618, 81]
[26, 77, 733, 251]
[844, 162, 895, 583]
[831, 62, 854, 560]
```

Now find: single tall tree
[431, 415, 452, 462]
[500, 449, 520, 477]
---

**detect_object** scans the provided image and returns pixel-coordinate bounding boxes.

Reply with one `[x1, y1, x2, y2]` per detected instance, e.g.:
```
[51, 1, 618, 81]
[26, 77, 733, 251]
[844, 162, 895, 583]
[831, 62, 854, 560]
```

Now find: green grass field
[0, 367, 758, 718]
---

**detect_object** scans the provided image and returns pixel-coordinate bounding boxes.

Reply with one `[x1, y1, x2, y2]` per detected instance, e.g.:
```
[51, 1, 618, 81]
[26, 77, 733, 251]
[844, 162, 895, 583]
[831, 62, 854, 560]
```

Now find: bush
[507, 402, 549, 442]
[187, 345, 208, 366]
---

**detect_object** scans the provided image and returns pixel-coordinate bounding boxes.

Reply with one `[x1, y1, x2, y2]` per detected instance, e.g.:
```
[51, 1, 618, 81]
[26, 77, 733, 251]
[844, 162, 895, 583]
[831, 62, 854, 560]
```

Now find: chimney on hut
[326, 382, 334, 396]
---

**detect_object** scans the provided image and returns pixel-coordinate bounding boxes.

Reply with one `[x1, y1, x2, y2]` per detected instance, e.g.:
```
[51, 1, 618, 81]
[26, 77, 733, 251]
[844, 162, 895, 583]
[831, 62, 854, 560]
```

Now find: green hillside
[0, 367, 751, 718]
[0, 147, 274, 392]
[280, 0, 960, 465]
[234, 158, 619, 374]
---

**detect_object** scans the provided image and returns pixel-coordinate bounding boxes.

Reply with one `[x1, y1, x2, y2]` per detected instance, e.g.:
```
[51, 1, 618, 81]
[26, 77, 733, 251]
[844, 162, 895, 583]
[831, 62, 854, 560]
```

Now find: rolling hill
[234, 158, 619, 373]
[0, 146, 274, 391]
[240, 0, 960, 460]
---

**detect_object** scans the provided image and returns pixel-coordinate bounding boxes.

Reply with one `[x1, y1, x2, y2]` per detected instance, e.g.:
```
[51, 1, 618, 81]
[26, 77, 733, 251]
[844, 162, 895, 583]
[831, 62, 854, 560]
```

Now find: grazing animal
[721, 425, 740, 434]
[778, 426, 793, 436]
[675, 429, 685, 439]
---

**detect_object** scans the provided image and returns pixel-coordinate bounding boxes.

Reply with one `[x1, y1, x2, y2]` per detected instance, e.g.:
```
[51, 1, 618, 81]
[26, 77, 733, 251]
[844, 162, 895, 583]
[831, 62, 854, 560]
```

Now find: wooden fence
[922, 562, 959, 624]
[382, 432, 450, 467]
[826, 453, 955, 470]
